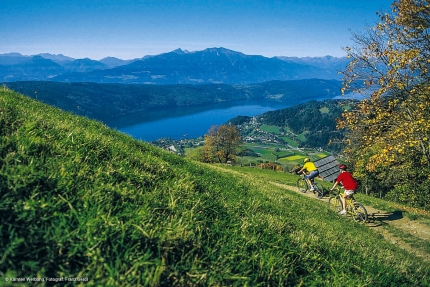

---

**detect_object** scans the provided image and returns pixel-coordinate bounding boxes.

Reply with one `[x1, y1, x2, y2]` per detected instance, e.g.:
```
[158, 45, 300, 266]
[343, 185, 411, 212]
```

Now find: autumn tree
[339, 0, 430, 207]
[201, 125, 242, 164]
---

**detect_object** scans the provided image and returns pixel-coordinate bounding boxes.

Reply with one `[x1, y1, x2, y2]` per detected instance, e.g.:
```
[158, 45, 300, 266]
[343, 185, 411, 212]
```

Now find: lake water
[112, 98, 330, 141]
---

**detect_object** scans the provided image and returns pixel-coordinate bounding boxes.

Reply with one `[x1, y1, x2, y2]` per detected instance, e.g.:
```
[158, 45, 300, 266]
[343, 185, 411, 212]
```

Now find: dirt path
[270, 181, 430, 262]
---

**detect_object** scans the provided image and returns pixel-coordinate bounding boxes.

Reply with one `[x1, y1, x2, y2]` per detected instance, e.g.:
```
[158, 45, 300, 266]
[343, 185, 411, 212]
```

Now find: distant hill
[0, 52, 33, 65]
[0, 56, 65, 81]
[37, 53, 75, 63]
[62, 58, 109, 73]
[99, 56, 133, 68]
[277, 55, 350, 69]
[0, 53, 137, 81]
[0, 52, 75, 66]
[4, 79, 342, 123]
[277, 55, 350, 79]
[0, 48, 348, 84]
[0, 55, 110, 81]
[228, 99, 348, 151]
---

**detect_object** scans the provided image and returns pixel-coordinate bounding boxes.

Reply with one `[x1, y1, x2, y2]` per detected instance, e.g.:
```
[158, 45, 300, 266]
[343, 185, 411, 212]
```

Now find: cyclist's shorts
[304, 170, 319, 180]
[344, 190, 354, 197]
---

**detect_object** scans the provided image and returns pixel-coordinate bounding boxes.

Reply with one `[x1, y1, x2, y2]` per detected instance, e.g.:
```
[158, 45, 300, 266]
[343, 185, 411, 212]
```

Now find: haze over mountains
[0, 48, 349, 85]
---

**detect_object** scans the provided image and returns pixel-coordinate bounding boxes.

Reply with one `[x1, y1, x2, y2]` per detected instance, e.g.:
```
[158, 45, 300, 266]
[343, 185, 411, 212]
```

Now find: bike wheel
[313, 183, 324, 199]
[328, 196, 342, 212]
[352, 202, 368, 223]
[296, 178, 308, 193]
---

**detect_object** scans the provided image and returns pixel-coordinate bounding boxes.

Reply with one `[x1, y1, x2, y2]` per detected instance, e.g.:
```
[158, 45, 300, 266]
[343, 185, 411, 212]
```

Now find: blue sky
[2, 0, 393, 60]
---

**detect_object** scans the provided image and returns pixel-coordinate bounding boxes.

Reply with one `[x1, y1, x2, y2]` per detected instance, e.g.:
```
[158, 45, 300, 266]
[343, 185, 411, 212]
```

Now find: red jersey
[336, 171, 358, 191]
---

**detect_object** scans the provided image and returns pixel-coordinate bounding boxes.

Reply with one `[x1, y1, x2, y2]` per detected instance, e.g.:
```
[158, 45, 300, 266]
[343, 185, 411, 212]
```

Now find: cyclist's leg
[343, 190, 354, 213]
[338, 192, 349, 214]
[306, 171, 318, 190]
[303, 175, 312, 189]
[313, 182, 324, 198]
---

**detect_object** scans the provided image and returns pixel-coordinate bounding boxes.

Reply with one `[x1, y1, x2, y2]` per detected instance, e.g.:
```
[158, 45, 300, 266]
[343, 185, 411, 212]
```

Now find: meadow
[237, 142, 329, 169]
[1, 88, 429, 286]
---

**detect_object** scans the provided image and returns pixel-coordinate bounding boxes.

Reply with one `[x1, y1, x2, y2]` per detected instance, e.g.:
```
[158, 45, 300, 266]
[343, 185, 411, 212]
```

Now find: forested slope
[229, 99, 348, 151]
[3, 80, 341, 123]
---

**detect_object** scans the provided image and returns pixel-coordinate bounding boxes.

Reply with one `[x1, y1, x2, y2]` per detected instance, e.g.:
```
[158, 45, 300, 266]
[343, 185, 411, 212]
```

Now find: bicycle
[296, 171, 324, 199]
[328, 186, 368, 223]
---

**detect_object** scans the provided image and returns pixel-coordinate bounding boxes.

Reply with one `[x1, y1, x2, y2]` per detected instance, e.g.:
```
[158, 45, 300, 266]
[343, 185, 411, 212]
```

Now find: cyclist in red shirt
[330, 164, 358, 215]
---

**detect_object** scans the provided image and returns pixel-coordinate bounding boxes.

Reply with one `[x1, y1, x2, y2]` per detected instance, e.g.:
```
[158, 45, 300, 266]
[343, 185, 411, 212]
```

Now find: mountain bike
[328, 187, 368, 223]
[296, 171, 324, 199]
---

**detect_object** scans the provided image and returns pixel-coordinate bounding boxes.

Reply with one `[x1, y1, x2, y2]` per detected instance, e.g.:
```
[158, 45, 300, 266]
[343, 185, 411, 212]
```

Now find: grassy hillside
[1, 88, 429, 286]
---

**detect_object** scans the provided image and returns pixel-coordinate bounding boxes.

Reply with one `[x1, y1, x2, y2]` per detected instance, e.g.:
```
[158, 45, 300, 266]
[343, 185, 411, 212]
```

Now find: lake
[112, 98, 332, 141]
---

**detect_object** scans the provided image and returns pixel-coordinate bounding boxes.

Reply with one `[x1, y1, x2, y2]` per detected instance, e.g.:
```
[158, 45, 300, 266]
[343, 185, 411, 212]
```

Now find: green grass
[248, 146, 272, 156]
[315, 152, 329, 158]
[221, 165, 332, 189]
[297, 132, 307, 142]
[1, 89, 430, 286]
[259, 124, 281, 134]
[184, 146, 203, 160]
[241, 144, 313, 166]
[382, 225, 430, 255]
[281, 136, 298, 147]
[282, 154, 307, 161]
[319, 107, 330, 114]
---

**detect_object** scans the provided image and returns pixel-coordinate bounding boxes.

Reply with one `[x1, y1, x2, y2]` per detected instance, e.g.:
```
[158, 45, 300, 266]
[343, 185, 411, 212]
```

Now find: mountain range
[0, 48, 349, 85]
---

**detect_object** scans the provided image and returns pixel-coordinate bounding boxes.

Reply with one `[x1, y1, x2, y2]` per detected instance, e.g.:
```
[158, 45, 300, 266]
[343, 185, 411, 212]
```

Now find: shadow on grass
[367, 210, 403, 226]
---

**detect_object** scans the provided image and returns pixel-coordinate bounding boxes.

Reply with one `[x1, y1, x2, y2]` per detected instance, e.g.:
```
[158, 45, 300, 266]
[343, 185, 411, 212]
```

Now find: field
[259, 124, 281, 134]
[1, 89, 429, 286]
[185, 142, 329, 168]
[237, 142, 330, 168]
